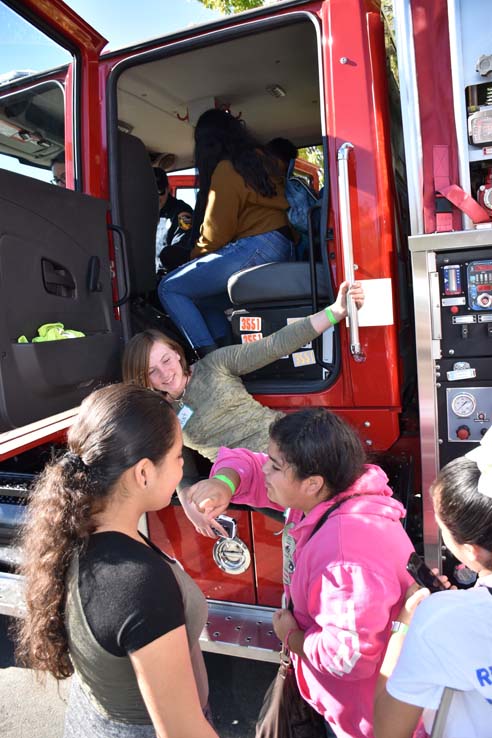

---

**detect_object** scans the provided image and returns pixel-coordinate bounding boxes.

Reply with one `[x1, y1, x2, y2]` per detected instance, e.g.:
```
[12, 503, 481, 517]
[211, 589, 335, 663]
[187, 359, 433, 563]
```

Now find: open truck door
[0, 0, 120, 460]
[0, 0, 414, 658]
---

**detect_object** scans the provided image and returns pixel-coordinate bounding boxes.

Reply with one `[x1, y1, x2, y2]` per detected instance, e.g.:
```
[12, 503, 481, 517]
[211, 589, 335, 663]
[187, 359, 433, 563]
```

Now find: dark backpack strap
[307, 492, 371, 542]
[287, 492, 371, 611]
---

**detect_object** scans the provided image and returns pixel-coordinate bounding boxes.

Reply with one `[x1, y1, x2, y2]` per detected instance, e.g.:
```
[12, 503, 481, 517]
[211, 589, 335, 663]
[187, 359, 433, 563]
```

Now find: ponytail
[15, 455, 99, 678]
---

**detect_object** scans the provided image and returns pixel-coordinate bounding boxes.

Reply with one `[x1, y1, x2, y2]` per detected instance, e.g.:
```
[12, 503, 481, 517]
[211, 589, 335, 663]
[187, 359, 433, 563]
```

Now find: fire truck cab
[1, 0, 491, 660]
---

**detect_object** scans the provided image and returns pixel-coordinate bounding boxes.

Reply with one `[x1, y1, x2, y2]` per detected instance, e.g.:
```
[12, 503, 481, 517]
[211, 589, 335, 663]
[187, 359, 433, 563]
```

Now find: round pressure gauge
[451, 392, 477, 418]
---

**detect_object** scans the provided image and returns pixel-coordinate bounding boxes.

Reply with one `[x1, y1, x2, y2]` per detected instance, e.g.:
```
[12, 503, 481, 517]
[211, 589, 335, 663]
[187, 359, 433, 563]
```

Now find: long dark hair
[190, 108, 280, 245]
[431, 457, 492, 553]
[269, 408, 366, 498]
[14, 383, 178, 680]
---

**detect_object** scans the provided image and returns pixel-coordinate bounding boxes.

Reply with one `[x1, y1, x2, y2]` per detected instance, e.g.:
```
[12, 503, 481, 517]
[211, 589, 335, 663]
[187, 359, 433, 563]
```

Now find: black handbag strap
[287, 492, 372, 613]
[308, 492, 373, 541]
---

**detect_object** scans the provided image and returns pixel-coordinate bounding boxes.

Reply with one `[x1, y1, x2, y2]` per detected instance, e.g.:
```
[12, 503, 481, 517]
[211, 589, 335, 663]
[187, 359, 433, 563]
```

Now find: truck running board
[201, 600, 281, 662]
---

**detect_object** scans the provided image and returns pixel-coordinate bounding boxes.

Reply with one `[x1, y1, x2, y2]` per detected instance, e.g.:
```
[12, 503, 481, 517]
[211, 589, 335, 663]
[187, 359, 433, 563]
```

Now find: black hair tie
[62, 451, 88, 475]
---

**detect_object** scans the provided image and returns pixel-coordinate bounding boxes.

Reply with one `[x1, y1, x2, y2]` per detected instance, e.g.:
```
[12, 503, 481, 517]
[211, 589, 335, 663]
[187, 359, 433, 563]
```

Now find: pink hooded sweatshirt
[211, 447, 415, 738]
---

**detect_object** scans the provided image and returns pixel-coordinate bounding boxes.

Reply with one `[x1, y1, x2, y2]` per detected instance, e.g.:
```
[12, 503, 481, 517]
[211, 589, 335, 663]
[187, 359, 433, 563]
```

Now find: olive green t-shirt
[173, 316, 320, 461]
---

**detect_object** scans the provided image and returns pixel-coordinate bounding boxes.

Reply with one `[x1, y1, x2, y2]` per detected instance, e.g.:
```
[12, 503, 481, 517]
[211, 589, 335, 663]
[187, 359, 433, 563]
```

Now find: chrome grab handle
[337, 142, 366, 362]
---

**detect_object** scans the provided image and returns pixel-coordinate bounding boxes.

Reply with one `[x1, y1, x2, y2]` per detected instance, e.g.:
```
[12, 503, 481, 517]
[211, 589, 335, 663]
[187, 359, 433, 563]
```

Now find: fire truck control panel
[434, 250, 492, 464]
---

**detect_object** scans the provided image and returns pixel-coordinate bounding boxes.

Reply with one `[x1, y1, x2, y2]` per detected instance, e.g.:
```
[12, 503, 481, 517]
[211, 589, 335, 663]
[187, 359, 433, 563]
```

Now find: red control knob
[456, 425, 471, 440]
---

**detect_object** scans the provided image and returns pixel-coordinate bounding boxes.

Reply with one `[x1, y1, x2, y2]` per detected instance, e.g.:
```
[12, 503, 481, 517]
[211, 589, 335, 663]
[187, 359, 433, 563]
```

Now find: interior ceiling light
[266, 84, 286, 98]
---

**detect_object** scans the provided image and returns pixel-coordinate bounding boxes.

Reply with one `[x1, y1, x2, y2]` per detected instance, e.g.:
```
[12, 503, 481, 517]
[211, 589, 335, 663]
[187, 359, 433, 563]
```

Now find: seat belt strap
[438, 183, 491, 223]
[433, 145, 454, 232]
[433, 145, 490, 227]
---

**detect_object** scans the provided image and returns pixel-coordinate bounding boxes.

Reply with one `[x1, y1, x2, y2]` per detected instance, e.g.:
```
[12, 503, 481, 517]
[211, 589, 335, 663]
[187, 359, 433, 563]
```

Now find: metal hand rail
[337, 142, 366, 362]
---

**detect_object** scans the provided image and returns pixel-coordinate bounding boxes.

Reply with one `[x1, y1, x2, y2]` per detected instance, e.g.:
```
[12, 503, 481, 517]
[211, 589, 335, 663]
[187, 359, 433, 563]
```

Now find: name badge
[177, 404, 194, 428]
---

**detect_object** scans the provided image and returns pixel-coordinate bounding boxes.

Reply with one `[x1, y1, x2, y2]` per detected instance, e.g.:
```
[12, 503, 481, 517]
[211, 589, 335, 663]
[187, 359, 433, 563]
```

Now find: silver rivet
[340, 57, 348, 64]
[363, 421, 371, 428]
[365, 439, 373, 446]
[448, 349, 455, 355]
[436, 383, 441, 389]
[438, 439, 443, 445]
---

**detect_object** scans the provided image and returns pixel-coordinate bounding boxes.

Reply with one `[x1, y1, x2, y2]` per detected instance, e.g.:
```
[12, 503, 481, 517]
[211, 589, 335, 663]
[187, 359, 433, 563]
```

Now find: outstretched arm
[209, 280, 365, 377]
[187, 448, 280, 537]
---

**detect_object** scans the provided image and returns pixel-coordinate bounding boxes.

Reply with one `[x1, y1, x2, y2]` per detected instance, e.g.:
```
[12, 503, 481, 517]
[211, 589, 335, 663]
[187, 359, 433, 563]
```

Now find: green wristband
[212, 473, 237, 496]
[391, 621, 409, 635]
[324, 306, 339, 326]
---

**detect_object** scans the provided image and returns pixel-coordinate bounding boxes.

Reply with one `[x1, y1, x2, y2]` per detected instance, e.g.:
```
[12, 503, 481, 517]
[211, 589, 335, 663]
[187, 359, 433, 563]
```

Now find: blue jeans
[158, 230, 292, 348]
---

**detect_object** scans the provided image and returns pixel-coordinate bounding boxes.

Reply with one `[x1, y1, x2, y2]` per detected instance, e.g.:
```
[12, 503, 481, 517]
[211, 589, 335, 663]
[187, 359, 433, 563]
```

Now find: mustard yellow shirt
[192, 159, 289, 257]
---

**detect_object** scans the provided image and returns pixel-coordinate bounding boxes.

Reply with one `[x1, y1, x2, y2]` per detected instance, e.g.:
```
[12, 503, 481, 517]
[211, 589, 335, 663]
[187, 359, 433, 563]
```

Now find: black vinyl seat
[228, 261, 330, 306]
[116, 132, 189, 349]
[117, 131, 160, 299]
[227, 261, 334, 390]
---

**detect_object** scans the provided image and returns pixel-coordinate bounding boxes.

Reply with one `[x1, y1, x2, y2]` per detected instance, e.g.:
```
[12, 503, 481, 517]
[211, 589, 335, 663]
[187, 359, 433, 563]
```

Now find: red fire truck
[0, 0, 491, 661]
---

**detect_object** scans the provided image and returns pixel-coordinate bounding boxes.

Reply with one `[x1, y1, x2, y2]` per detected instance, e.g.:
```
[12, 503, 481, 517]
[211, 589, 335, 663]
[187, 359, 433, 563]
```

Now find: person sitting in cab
[51, 151, 66, 188]
[154, 167, 194, 273]
[158, 108, 293, 357]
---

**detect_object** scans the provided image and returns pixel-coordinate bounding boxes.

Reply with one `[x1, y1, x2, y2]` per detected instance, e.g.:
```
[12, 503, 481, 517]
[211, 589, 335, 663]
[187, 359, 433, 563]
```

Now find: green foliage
[381, 1, 398, 84]
[299, 146, 324, 187]
[197, 0, 262, 13]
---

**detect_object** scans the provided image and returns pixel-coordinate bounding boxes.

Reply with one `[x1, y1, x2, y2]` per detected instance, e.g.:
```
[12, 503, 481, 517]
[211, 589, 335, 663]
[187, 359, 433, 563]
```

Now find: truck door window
[0, 1, 71, 187]
[175, 187, 197, 209]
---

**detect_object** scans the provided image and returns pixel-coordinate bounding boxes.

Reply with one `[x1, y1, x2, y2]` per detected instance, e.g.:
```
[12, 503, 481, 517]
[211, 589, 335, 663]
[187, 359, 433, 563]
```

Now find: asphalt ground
[0, 615, 277, 738]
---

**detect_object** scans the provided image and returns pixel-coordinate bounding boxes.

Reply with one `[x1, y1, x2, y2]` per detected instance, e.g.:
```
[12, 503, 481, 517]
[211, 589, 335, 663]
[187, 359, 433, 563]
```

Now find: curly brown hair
[14, 383, 178, 680]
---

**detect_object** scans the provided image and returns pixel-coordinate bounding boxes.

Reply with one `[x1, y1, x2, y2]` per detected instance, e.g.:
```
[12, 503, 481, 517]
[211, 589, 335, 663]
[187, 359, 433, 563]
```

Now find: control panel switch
[456, 425, 471, 440]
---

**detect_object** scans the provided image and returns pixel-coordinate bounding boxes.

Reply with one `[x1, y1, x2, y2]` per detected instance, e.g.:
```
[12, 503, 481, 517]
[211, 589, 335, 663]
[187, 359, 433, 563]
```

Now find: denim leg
[158, 231, 292, 347]
[197, 293, 233, 344]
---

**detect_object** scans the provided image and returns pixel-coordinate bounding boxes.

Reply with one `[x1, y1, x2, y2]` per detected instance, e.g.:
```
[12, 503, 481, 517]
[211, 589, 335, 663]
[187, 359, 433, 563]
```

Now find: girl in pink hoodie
[190, 409, 415, 738]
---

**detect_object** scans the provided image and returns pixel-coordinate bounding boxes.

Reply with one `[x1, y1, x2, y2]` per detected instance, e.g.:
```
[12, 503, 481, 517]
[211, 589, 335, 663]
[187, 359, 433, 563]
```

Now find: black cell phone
[211, 514, 237, 539]
[406, 552, 447, 593]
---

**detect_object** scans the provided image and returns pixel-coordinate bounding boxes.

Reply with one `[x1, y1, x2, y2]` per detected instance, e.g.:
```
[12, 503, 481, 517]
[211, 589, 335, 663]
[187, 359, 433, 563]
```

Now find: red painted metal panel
[251, 512, 284, 607]
[322, 0, 401, 406]
[147, 506, 257, 603]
